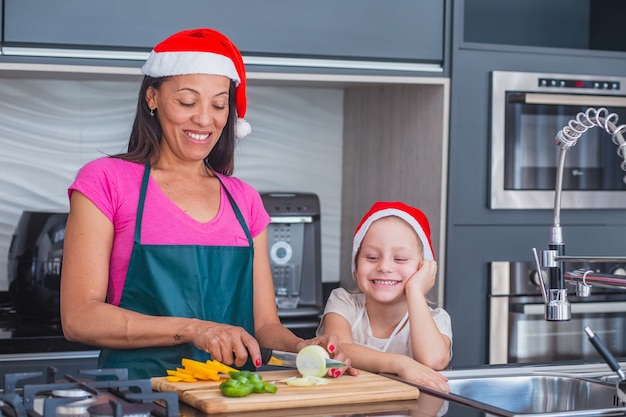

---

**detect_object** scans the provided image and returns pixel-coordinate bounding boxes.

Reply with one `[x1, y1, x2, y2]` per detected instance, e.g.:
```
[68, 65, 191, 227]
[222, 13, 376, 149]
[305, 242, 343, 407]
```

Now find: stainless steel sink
[420, 374, 626, 416]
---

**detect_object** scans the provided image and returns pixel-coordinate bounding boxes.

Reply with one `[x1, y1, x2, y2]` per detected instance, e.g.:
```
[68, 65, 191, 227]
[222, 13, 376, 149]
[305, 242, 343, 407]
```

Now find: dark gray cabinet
[4, 0, 444, 63]
[445, 0, 626, 368]
[463, 0, 589, 50]
[464, 0, 626, 53]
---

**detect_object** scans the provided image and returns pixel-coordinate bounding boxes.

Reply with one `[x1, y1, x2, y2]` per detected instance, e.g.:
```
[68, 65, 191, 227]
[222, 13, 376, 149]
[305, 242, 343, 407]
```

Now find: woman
[60, 28, 355, 379]
[317, 201, 451, 391]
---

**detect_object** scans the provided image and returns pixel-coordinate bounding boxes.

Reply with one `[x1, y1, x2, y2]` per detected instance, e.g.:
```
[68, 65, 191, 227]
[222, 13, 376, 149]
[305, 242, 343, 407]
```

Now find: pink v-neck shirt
[68, 157, 270, 306]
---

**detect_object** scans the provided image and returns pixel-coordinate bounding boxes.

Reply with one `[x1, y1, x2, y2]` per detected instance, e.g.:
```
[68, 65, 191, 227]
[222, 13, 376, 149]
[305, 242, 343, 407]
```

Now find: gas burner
[0, 367, 178, 417]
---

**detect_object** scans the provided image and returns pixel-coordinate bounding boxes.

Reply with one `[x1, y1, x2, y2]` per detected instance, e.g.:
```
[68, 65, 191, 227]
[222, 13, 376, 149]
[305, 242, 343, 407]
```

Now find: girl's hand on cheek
[406, 260, 437, 295]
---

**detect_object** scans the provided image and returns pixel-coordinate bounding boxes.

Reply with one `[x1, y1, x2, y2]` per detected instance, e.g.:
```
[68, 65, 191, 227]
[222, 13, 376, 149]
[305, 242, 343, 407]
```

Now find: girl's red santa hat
[141, 28, 251, 139]
[352, 201, 435, 274]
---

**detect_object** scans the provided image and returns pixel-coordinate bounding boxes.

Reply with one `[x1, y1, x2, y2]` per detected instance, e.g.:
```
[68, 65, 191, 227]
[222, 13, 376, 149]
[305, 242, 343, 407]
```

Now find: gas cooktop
[1, 366, 179, 417]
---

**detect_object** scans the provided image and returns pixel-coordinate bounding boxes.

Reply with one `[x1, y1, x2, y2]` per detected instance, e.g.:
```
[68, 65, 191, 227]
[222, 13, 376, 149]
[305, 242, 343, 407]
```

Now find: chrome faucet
[532, 107, 626, 321]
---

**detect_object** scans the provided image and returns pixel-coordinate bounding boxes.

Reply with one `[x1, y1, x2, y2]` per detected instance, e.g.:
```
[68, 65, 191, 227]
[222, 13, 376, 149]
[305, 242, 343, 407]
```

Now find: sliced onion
[296, 345, 330, 377]
[278, 376, 330, 386]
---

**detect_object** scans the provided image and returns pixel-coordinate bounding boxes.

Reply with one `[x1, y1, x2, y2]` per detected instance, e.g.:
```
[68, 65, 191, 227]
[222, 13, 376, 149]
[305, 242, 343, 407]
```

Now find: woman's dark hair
[114, 76, 237, 176]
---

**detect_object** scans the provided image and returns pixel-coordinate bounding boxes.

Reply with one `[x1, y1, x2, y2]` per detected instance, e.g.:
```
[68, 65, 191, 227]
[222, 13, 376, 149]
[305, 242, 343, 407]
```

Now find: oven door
[503, 94, 626, 191]
[490, 70, 626, 209]
[489, 261, 626, 364]
[490, 294, 626, 364]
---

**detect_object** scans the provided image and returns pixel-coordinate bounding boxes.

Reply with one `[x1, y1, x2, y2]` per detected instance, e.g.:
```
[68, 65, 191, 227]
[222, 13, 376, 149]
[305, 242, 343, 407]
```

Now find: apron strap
[213, 170, 254, 247]
[134, 161, 152, 244]
[135, 162, 254, 247]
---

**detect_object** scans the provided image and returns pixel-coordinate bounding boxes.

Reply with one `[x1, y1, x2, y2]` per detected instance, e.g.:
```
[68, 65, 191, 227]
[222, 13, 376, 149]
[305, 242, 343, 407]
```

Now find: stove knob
[611, 267, 626, 276]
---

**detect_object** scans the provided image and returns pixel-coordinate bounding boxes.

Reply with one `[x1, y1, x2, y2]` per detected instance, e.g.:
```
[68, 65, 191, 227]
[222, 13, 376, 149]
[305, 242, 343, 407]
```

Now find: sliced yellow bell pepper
[165, 357, 240, 382]
[206, 359, 239, 375]
[166, 369, 198, 382]
[180, 358, 221, 381]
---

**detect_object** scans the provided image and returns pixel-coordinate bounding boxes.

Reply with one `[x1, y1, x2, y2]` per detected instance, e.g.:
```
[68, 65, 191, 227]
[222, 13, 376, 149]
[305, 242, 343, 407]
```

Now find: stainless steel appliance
[490, 70, 626, 209]
[489, 261, 626, 364]
[261, 192, 323, 338]
[7, 211, 68, 321]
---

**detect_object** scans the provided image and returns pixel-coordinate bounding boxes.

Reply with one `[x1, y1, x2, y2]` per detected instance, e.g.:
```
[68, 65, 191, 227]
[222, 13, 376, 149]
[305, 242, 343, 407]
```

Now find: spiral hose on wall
[555, 107, 626, 171]
[552, 108, 626, 229]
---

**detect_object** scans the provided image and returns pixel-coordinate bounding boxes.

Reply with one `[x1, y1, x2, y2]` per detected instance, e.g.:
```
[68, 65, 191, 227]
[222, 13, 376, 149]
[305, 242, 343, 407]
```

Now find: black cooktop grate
[1, 367, 178, 417]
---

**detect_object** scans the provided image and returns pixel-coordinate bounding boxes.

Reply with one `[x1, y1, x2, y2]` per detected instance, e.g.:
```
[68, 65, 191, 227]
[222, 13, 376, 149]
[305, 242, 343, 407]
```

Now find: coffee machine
[260, 192, 323, 338]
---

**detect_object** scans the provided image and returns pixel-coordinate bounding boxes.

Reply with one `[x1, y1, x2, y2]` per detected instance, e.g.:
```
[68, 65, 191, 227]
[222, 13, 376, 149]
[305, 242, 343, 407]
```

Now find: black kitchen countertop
[0, 291, 96, 355]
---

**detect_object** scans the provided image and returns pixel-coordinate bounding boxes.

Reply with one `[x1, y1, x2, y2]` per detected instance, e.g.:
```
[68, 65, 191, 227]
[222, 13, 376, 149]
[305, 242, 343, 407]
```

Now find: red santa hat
[141, 28, 251, 139]
[352, 201, 435, 274]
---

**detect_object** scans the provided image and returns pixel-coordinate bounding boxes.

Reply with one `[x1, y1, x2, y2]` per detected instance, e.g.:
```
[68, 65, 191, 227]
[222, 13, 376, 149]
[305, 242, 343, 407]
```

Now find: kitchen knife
[260, 347, 346, 368]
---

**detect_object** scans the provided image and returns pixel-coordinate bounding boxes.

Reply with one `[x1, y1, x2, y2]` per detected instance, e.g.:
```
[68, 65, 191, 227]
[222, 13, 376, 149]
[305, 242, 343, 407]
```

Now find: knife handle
[260, 347, 273, 365]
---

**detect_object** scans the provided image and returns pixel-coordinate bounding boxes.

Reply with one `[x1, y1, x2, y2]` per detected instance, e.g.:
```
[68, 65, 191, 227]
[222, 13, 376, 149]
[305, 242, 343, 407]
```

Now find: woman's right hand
[190, 320, 260, 367]
[395, 356, 449, 392]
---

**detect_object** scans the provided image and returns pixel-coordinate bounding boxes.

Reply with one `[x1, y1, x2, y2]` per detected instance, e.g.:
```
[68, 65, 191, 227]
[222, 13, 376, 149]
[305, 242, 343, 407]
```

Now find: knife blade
[260, 347, 346, 368]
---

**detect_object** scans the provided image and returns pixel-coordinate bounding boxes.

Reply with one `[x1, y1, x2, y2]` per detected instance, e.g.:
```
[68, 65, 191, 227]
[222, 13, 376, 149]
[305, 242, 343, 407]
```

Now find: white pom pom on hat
[141, 28, 251, 139]
[351, 201, 435, 275]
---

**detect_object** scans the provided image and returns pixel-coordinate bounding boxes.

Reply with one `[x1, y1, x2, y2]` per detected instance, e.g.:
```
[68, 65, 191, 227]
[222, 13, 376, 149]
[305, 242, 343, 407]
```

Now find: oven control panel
[538, 77, 620, 91]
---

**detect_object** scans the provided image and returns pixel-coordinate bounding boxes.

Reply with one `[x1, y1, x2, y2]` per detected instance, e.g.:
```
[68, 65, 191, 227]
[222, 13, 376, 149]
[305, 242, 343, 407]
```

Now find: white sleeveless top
[317, 287, 453, 356]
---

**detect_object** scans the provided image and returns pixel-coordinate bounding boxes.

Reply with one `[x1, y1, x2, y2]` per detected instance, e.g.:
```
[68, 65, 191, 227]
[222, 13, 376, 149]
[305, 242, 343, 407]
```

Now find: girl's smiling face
[146, 73, 231, 163]
[354, 216, 424, 302]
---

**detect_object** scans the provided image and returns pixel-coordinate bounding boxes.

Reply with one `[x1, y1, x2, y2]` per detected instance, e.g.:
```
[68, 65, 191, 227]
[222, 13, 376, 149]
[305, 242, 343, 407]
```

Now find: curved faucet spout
[552, 107, 626, 234]
[535, 107, 626, 320]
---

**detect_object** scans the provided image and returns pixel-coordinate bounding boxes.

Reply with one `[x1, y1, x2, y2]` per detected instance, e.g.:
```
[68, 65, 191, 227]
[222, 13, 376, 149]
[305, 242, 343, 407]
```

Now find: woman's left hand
[296, 334, 360, 378]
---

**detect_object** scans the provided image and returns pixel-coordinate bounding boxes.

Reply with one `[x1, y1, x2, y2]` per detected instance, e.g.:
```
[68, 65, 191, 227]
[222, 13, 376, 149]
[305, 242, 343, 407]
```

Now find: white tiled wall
[0, 72, 343, 290]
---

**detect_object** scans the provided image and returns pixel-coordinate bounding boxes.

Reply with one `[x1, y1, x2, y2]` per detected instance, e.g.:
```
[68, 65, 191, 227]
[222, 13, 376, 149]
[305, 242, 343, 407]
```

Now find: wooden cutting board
[151, 369, 420, 414]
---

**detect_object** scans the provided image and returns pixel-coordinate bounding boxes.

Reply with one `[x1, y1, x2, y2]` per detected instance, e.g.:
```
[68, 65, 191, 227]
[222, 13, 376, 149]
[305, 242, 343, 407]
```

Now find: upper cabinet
[3, 0, 445, 66]
[463, 0, 626, 53]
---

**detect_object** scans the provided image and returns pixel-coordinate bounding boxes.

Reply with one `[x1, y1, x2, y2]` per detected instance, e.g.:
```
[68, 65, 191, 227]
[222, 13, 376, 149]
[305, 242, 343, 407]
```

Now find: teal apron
[98, 162, 255, 379]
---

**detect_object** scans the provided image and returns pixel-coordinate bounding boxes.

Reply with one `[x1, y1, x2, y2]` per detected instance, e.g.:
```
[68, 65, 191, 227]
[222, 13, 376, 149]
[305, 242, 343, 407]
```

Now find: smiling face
[354, 216, 424, 303]
[146, 73, 231, 164]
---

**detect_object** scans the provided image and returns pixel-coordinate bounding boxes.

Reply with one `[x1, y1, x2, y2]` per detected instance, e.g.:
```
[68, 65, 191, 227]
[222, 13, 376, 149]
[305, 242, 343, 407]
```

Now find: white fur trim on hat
[142, 51, 240, 82]
[351, 208, 434, 275]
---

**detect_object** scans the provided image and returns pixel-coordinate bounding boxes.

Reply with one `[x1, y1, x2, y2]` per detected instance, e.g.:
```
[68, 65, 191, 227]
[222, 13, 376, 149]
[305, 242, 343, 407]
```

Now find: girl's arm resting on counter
[319, 312, 448, 390]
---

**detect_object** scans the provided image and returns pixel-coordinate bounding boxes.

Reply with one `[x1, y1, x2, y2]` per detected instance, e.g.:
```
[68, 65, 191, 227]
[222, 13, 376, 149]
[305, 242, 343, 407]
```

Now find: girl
[317, 201, 452, 390]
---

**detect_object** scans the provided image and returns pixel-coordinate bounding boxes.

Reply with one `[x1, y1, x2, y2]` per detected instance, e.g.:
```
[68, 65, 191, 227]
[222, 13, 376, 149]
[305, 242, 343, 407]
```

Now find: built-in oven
[489, 261, 626, 364]
[490, 70, 626, 209]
